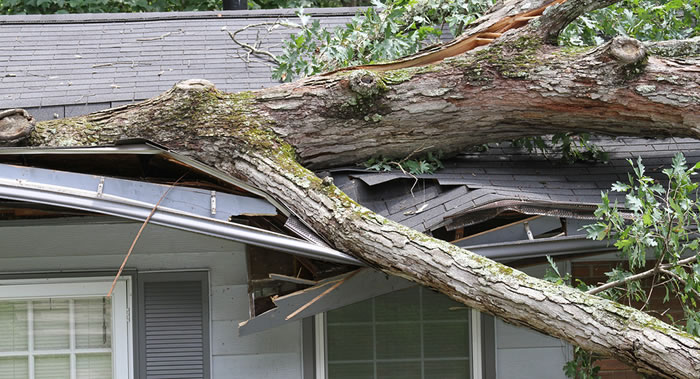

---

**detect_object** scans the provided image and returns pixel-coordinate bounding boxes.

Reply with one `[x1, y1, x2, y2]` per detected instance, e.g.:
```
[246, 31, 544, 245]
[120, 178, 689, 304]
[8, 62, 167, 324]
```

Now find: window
[0, 278, 132, 379]
[321, 286, 478, 379]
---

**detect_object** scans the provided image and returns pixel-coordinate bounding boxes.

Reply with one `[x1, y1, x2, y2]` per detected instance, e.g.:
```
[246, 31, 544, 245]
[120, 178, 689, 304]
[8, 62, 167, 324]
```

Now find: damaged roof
[330, 137, 700, 233]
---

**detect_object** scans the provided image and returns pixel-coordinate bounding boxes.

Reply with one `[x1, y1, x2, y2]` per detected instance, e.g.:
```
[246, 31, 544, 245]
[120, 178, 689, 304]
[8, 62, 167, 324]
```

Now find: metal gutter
[0, 163, 362, 266]
[0, 141, 291, 216]
[464, 235, 615, 261]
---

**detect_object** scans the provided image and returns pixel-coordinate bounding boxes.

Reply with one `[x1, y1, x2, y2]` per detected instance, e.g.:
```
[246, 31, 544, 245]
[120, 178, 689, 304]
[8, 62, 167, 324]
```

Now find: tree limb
[226, 21, 301, 65]
[588, 255, 699, 295]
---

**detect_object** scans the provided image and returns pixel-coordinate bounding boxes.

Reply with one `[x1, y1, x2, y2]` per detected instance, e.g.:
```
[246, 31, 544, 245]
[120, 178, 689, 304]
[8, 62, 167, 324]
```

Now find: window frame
[315, 289, 483, 379]
[0, 276, 133, 379]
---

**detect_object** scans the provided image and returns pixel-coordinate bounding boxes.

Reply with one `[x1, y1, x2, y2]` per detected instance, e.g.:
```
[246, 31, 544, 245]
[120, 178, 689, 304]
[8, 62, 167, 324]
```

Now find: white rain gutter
[0, 163, 362, 266]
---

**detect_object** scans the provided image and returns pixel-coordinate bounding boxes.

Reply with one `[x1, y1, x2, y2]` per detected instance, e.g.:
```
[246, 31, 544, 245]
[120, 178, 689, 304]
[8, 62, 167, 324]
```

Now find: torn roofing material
[330, 137, 700, 233]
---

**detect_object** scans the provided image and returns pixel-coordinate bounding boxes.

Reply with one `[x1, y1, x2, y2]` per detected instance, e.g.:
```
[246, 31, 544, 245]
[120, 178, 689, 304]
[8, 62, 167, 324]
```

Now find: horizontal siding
[0, 220, 304, 379]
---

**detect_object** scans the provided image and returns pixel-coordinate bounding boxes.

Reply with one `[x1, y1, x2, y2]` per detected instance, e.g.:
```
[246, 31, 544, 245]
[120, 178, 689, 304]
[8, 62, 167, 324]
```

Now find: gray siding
[0, 219, 304, 379]
[495, 263, 572, 379]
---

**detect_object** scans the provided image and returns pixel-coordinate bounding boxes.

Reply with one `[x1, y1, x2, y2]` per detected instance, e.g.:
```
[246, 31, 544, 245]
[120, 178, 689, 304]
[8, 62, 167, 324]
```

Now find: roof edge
[0, 7, 365, 25]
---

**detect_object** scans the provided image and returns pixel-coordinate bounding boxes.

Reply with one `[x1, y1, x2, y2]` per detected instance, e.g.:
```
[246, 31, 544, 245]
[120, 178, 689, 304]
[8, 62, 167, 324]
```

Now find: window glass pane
[0, 357, 28, 379]
[35, 355, 69, 379]
[424, 359, 470, 379]
[327, 324, 373, 361]
[376, 322, 420, 359]
[75, 298, 112, 349]
[422, 288, 469, 321]
[328, 363, 373, 379]
[327, 287, 471, 379]
[375, 287, 419, 322]
[376, 361, 421, 379]
[77, 353, 112, 379]
[33, 300, 70, 350]
[423, 322, 469, 358]
[327, 299, 372, 323]
[0, 301, 28, 352]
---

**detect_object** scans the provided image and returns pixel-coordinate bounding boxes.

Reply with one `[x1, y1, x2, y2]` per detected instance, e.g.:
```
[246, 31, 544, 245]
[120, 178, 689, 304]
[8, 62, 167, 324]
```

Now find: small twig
[136, 29, 183, 42]
[107, 173, 187, 297]
[285, 269, 362, 320]
[588, 254, 699, 295]
[390, 143, 434, 196]
[642, 273, 658, 310]
[659, 268, 700, 299]
[92, 61, 152, 69]
[225, 21, 300, 65]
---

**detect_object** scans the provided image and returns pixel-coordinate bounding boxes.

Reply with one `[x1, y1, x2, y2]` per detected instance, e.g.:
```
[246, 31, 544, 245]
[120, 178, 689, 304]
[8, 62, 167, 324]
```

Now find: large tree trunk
[3, 0, 700, 377]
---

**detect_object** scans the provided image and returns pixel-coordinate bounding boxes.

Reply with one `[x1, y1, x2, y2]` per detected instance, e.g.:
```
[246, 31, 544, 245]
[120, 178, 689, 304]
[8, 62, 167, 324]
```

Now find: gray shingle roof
[0, 8, 358, 111]
[330, 137, 700, 233]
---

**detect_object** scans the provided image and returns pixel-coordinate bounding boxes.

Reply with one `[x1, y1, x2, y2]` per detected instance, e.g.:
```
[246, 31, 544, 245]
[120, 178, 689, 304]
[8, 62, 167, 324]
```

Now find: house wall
[0, 218, 305, 379]
[494, 262, 572, 379]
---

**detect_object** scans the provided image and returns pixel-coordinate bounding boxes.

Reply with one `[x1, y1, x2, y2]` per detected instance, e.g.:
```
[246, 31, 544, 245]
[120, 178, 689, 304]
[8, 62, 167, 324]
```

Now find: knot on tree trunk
[0, 108, 35, 146]
[348, 70, 385, 98]
[174, 79, 217, 92]
[609, 37, 647, 65]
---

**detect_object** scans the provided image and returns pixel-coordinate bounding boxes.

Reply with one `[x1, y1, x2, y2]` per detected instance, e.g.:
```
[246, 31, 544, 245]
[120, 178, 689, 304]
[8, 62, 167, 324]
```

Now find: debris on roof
[330, 137, 700, 234]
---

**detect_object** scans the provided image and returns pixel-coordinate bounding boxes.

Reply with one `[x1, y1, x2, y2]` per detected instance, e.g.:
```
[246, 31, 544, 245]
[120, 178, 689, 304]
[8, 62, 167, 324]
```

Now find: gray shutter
[139, 272, 210, 379]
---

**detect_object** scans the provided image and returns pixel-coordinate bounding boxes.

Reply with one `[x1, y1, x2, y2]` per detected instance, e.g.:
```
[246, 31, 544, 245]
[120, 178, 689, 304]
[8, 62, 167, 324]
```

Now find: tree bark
[3, 0, 700, 377]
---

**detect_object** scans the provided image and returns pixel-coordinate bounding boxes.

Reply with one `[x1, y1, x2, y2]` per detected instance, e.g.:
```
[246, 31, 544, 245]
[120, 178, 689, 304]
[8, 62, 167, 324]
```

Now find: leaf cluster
[0, 0, 220, 14]
[511, 133, 609, 164]
[249, 0, 370, 10]
[585, 153, 700, 336]
[560, 0, 699, 46]
[273, 0, 494, 81]
[363, 151, 443, 175]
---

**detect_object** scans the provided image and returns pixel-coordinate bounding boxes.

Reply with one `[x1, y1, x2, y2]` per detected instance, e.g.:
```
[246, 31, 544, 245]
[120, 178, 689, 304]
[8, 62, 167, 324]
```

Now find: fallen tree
[2, 0, 699, 377]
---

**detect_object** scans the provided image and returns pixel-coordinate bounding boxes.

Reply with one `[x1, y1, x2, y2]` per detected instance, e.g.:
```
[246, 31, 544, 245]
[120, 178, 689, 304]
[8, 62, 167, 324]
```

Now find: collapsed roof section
[330, 137, 700, 235]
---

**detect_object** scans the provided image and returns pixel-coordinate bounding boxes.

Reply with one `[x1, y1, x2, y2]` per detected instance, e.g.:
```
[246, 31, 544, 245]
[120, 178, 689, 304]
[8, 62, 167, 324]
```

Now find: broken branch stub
[609, 37, 647, 65]
[0, 109, 35, 146]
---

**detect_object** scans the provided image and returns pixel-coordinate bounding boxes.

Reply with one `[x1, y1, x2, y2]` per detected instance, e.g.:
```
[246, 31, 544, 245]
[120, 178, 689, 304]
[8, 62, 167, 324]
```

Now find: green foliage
[564, 347, 602, 379]
[548, 154, 700, 376]
[363, 151, 443, 175]
[511, 133, 609, 164]
[584, 153, 700, 336]
[0, 0, 367, 14]
[0, 0, 220, 14]
[560, 0, 699, 46]
[249, 0, 370, 10]
[273, 0, 494, 81]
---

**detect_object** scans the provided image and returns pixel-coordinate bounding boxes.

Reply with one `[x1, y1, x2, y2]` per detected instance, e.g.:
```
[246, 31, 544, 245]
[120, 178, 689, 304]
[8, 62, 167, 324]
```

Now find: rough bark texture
[4, 0, 700, 377]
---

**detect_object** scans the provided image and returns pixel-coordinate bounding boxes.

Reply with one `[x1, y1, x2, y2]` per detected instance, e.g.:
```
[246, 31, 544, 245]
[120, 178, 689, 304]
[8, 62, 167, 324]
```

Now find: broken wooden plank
[285, 269, 362, 320]
[238, 269, 413, 336]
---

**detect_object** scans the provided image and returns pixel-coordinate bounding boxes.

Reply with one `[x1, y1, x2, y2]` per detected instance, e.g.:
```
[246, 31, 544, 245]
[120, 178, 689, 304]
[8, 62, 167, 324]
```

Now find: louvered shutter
[139, 272, 209, 379]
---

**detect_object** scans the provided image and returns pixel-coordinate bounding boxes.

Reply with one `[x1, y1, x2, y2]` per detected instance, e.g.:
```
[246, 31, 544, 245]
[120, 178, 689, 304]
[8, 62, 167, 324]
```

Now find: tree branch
[535, 0, 620, 43]
[659, 268, 700, 300]
[225, 21, 301, 65]
[588, 255, 699, 295]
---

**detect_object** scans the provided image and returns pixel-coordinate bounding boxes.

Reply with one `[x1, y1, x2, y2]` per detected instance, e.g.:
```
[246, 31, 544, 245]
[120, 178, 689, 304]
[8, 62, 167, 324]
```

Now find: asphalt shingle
[0, 8, 359, 110]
